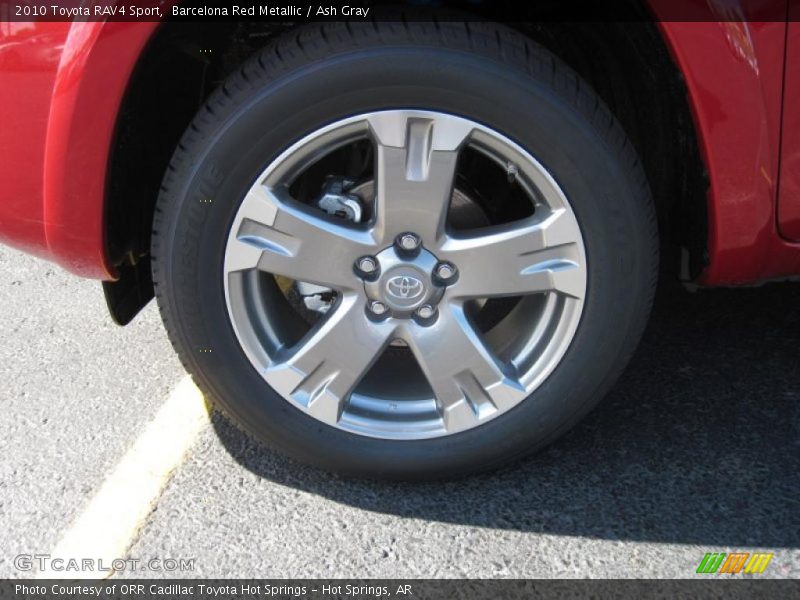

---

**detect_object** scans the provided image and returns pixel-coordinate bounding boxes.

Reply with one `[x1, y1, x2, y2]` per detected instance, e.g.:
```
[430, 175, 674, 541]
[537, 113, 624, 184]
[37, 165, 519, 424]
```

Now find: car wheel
[152, 22, 658, 479]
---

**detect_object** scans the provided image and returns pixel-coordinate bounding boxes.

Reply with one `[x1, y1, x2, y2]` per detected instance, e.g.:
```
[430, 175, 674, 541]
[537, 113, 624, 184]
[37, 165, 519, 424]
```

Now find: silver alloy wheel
[223, 110, 587, 440]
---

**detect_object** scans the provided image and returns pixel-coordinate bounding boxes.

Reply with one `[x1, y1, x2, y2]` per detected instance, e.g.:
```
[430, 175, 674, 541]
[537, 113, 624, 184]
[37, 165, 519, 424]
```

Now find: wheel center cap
[364, 246, 444, 316]
[385, 274, 426, 303]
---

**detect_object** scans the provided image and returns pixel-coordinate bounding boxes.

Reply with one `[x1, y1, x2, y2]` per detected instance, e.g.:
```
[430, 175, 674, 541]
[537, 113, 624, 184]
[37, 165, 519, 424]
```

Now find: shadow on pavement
[213, 281, 800, 547]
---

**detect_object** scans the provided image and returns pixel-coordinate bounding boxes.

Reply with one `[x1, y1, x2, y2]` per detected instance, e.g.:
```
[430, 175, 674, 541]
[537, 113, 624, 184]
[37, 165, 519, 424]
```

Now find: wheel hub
[362, 242, 447, 319]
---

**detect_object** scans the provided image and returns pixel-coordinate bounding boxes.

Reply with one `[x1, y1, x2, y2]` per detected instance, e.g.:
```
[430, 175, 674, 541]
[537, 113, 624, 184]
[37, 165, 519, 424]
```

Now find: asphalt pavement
[1, 245, 798, 578]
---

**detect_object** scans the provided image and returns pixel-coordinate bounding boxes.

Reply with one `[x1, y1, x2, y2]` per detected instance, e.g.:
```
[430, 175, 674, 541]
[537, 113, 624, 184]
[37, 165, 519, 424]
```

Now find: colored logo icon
[696, 552, 773, 574]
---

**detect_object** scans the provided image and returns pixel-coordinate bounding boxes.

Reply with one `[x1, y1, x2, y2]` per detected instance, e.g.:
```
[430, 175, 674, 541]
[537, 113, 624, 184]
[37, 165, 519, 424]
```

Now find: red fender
[654, 0, 800, 284]
[43, 22, 159, 278]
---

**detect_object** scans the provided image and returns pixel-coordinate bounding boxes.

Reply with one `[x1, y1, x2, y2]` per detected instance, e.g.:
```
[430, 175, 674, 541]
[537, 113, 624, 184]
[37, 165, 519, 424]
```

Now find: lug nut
[357, 256, 377, 274]
[435, 262, 457, 282]
[397, 232, 421, 252]
[369, 301, 388, 316]
[415, 305, 435, 320]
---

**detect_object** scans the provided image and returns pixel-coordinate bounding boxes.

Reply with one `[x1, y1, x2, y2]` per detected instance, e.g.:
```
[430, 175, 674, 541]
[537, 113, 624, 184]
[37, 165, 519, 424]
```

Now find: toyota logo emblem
[386, 275, 425, 300]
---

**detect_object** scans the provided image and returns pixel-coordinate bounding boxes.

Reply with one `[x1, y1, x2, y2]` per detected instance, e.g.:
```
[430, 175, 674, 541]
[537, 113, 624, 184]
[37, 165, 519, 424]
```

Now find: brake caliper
[296, 176, 364, 314]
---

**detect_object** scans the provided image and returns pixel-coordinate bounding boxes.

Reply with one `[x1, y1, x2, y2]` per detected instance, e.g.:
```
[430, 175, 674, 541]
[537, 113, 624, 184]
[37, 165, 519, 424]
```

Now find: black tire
[152, 21, 658, 479]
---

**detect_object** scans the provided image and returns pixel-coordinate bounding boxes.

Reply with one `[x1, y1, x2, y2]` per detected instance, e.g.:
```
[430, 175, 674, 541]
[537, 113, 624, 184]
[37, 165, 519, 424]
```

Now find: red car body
[1, 7, 799, 296]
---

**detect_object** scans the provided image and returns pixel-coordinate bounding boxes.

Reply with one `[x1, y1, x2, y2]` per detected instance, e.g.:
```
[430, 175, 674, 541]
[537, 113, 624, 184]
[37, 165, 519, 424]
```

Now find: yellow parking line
[37, 376, 210, 579]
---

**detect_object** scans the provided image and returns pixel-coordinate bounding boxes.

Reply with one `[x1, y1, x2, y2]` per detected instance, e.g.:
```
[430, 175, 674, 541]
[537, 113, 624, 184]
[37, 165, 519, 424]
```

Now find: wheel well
[103, 18, 707, 323]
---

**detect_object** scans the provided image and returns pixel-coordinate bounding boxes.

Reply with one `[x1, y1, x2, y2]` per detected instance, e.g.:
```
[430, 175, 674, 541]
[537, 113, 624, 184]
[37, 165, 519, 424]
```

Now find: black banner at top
[0, 0, 794, 23]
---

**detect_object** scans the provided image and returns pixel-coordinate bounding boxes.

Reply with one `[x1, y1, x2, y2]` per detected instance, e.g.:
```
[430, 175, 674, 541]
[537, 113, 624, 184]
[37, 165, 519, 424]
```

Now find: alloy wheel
[223, 110, 587, 440]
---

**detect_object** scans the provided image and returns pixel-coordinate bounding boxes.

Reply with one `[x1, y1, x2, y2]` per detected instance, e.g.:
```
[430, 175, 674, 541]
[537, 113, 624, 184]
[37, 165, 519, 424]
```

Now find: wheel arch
[654, 16, 793, 285]
[101, 13, 746, 323]
[42, 21, 159, 280]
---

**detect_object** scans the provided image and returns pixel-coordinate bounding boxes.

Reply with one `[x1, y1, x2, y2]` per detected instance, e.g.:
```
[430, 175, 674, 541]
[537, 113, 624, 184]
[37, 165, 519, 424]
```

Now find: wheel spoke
[368, 112, 474, 246]
[225, 184, 376, 290]
[403, 304, 526, 433]
[439, 209, 585, 299]
[264, 295, 395, 425]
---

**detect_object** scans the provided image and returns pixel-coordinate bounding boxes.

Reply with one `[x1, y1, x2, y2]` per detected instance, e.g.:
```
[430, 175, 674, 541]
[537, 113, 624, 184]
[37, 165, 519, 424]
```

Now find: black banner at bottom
[2, 580, 799, 600]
